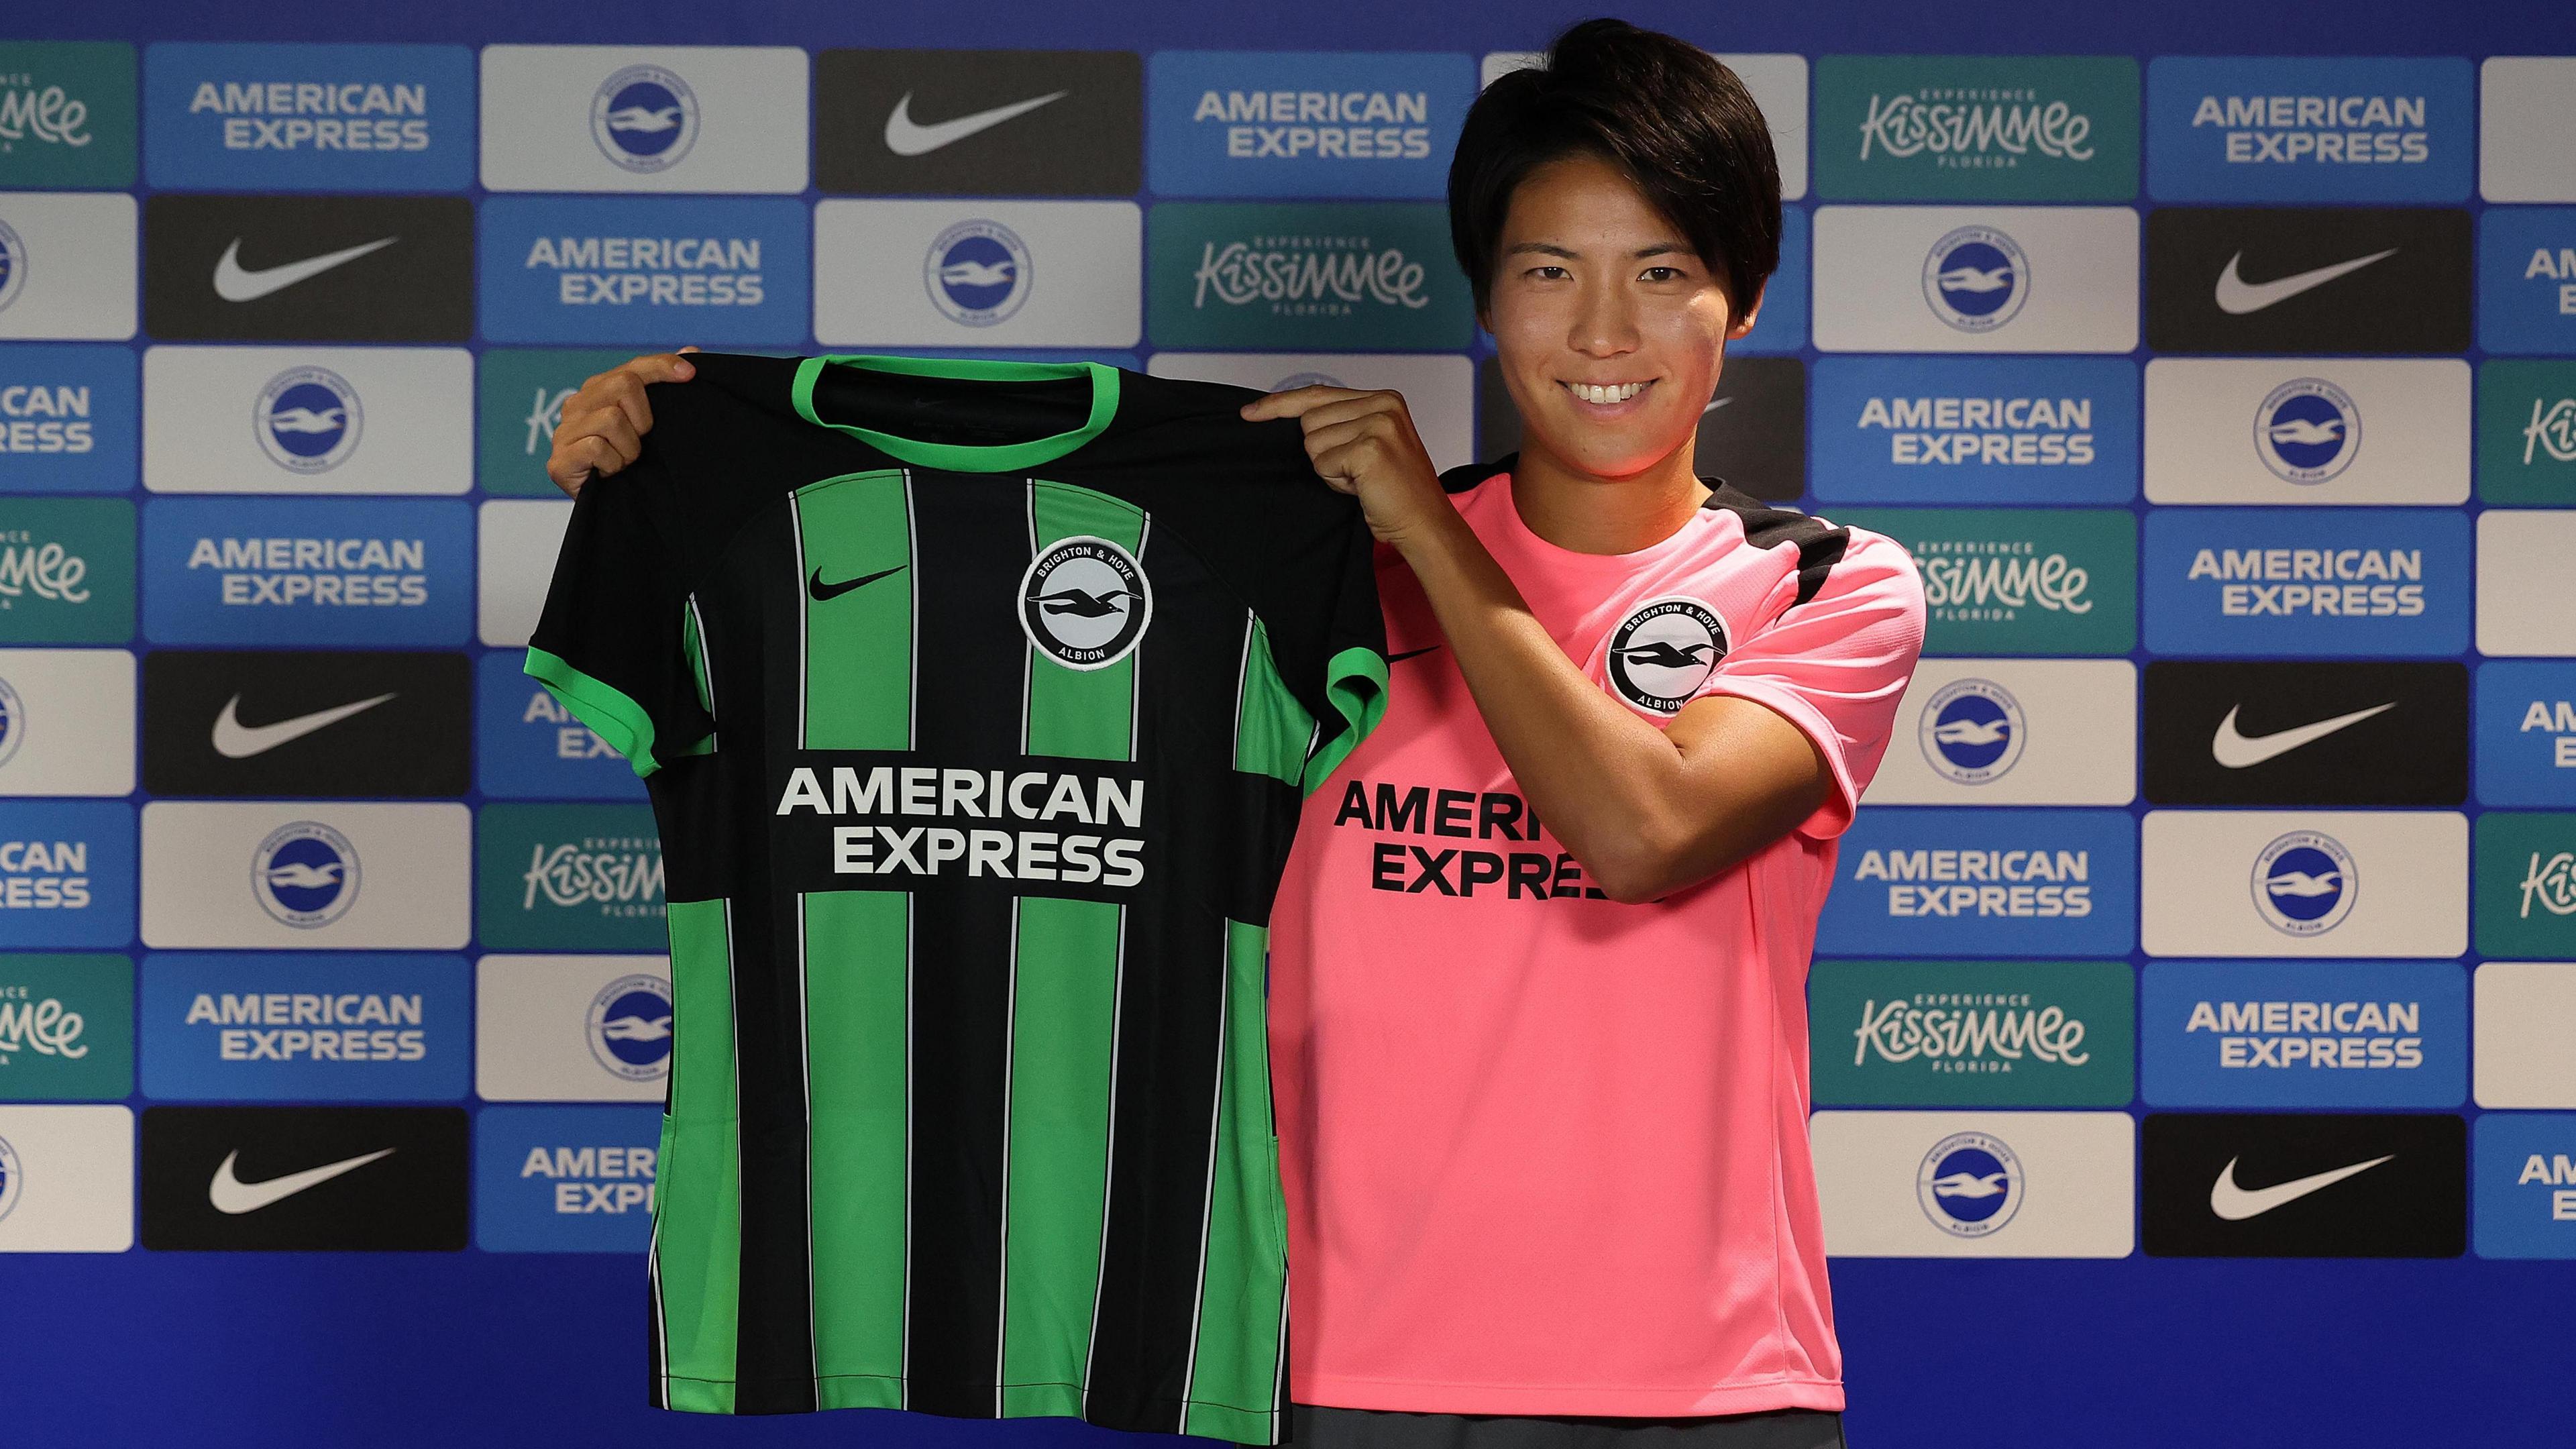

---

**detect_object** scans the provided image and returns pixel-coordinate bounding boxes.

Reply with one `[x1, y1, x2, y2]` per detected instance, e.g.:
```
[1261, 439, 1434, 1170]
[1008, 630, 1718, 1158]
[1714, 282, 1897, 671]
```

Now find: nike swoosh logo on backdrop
[212, 236, 400, 303]
[2208, 1154, 2393, 1221]
[882, 91, 1069, 156]
[208, 1147, 396, 1215]
[211, 692, 398, 759]
[2212, 248, 2399, 315]
[2209, 701, 2395, 769]
[1702, 396, 1735, 415]
[808, 564, 906, 602]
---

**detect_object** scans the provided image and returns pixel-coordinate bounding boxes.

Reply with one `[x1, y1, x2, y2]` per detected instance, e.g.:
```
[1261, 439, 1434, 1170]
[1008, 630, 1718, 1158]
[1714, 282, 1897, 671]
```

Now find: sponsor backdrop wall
[4, 1, 2575, 1445]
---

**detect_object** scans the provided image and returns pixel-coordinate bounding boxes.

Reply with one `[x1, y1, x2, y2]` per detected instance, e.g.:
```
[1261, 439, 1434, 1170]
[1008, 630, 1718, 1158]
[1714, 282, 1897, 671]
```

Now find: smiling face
[1483, 152, 1760, 484]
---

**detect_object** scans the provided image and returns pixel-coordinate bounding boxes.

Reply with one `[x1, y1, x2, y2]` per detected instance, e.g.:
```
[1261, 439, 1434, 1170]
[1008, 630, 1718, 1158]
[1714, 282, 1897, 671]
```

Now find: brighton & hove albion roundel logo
[2254, 378, 2360, 484]
[0, 217, 25, 315]
[0, 674, 25, 772]
[0, 1132, 20, 1225]
[1606, 597, 1729, 714]
[255, 366, 362, 474]
[1920, 678, 2026, 785]
[1020, 535, 1150, 671]
[925, 219, 1031, 327]
[588, 974, 676, 1083]
[2251, 828, 2355, 937]
[1272, 370, 1345, 391]
[252, 820, 362, 929]
[1917, 1130, 2023, 1238]
[591, 64, 699, 173]
[1922, 225, 2028, 333]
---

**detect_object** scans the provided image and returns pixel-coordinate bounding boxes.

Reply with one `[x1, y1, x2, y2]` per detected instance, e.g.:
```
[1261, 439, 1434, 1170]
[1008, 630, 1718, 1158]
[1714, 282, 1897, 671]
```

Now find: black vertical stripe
[1084, 540, 1245, 1428]
[704, 502, 820, 1413]
[899, 472, 1032, 1415]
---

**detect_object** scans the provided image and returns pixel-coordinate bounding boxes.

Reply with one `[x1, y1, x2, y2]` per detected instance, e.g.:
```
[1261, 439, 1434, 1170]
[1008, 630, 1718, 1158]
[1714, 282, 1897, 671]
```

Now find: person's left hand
[1242, 386, 1450, 549]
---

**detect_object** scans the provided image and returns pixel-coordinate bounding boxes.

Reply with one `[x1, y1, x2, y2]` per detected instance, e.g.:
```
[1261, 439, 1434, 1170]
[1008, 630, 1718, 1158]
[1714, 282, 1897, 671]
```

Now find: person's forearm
[1390, 512, 1783, 902]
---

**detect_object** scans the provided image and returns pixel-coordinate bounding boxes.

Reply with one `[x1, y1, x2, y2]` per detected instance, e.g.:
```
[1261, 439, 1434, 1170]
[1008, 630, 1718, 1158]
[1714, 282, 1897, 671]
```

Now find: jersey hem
[1286, 1373, 1846, 1419]
[525, 647, 663, 778]
[655, 1371, 1282, 1443]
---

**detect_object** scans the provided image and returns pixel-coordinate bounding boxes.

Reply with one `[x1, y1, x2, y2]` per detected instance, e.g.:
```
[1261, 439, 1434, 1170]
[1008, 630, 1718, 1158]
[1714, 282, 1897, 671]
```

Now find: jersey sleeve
[523, 455, 718, 778]
[1293, 514, 1390, 794]
[1695, 525, 1925, 840]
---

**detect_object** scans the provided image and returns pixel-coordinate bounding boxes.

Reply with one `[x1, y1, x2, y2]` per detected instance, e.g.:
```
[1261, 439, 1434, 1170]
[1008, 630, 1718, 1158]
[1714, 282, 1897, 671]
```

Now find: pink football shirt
[1269, 470, 1925, 1417]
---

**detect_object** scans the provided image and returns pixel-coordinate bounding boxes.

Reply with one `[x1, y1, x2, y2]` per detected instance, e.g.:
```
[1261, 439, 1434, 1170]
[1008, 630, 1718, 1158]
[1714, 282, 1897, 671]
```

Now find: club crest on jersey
[925, 219, 1032, 327]
[2251, 828, 2355, 936]
[1918, 1130, 2022, 1238]
[1020, 535, 1150, 671]
[587, 974, 674, 1083]
[1920, 678, 2026, 784]
[0, 675, 24, 771]
[255, 366, 363, 474]
[0, 1133, 19, 1224]
[591, 64, 700, 173]
[2254, 378, 2360, 484]
[1922, 225, 2027, 333]
[0, 217, 25, 315]
[1606, 596, 1728, 714]
[252, 820, 361, 929]
[1273, 370, 1344, 390]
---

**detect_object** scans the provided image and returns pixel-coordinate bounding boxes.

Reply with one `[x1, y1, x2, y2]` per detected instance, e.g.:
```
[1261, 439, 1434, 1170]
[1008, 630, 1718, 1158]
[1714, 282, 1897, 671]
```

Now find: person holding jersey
[546, 21, 1923, 1449]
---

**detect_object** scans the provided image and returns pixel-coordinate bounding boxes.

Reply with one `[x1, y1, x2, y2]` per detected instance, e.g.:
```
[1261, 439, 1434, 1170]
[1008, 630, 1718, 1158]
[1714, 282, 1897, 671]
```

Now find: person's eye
[1526, 265, 1570, 280]
[1641, 266, 1685, 283]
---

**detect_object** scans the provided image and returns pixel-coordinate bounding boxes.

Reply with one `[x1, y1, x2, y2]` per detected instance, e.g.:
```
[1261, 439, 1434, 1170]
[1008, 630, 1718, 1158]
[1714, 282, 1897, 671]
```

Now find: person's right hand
[545, 348, 698, 498]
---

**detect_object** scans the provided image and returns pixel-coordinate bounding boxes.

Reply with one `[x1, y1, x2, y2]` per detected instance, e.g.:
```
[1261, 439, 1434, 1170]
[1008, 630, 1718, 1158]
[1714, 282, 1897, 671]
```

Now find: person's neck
[1507, 434, 1711, 556]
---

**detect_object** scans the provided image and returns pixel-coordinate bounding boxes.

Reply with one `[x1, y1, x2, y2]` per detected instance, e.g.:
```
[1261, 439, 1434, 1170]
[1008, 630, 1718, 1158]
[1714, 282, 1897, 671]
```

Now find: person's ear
[1723, 282, 1766, 341]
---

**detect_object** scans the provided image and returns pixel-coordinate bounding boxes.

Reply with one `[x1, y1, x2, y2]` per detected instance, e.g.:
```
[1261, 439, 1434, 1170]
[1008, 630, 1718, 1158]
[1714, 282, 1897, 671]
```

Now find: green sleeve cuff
[525, 647, 662, 779]
[1302, 645, 1390, 796]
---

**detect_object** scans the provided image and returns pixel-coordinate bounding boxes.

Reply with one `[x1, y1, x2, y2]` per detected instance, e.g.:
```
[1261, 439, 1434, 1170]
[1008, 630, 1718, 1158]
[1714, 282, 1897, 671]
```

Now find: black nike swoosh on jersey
[1387, 645, 1442, 663]
[808, 565, 908, 602]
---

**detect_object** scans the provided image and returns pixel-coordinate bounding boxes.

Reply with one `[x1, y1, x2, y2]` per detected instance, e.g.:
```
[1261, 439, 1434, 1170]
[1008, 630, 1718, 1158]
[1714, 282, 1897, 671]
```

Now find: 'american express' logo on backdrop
[1817, 807, 2137, 957]
[140, 498, 471, 647]
[2475, 1112, 2576, 1258]
[140, 953, 468, 1101]
[0, 802, 133, 949]
[2145, 56, 2472, 202]
[476, 652, 643, 801]
[2143, 507, 2469, 657]
[2141, 959, 2467, 1109]
[1809, 358, 2137, 504]
[1832, 507, 2135, 657]
[0, 345, 135, 493]
[2478, 208, 2576, 357]
[142, 43, 473, 191]
[474, 1104, 660, 1252]
[1147, 51, 1471, 199]
[1814, 54, 2139, 201]
[2476, 663, 2576, 808]
[478, 196, 809, 346]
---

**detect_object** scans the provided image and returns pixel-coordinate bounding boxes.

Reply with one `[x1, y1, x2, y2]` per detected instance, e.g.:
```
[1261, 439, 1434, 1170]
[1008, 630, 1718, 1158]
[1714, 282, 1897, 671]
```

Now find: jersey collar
[790, 354, 1120, 472]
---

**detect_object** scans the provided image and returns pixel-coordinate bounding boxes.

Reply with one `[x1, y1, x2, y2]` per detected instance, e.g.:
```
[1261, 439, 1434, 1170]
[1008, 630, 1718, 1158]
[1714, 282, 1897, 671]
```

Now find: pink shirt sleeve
[1695, 526, 1927, 839]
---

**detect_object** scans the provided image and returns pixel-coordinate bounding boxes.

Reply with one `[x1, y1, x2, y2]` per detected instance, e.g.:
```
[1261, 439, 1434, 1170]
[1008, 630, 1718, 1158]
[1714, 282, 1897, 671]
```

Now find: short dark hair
[1448, 19, 1782, 313]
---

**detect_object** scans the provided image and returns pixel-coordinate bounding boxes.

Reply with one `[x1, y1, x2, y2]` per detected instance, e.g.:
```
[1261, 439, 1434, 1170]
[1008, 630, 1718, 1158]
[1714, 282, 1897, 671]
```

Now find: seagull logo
[2264, 869, 2343, 900]
[2263, 417, 2345, 447]
[1929, 716, 2012, 747]
[1034, 586, 1141, 619]
[1936, 264, 2015, 294]
[1613, 639, 1718, 672]
[265, 406, 346, 435]
[598, 1012, 673, 1042]
[1929, 1169, 2012, 1199]
[937, 258, 1017, 289]
[263, 860, 347, 892]
[602, 104, 686, 135]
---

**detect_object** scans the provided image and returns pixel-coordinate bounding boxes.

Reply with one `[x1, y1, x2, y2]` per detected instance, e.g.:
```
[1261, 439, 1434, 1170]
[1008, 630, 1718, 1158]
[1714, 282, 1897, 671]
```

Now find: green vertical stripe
[1232, 621, 1314, 788]
[802, 888, 912, 1411]
[657, 898, 743, 1412]
[1022, 482, 1146, 759]
[1000, 895, 1123, 1416]
[795, 470, 916, 751]
[1001, 480, 1149, 1404]
[1182, 918, 1288, 1440]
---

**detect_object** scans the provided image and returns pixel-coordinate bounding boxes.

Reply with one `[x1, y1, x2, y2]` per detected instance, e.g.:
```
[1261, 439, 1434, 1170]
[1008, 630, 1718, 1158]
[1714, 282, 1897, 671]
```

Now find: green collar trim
[790, 354, 1119, 472]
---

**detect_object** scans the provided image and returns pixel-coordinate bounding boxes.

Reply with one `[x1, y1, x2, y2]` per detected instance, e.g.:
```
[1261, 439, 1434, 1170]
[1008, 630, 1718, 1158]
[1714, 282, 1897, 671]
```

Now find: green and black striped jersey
[526, 354, 1387, 1444]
